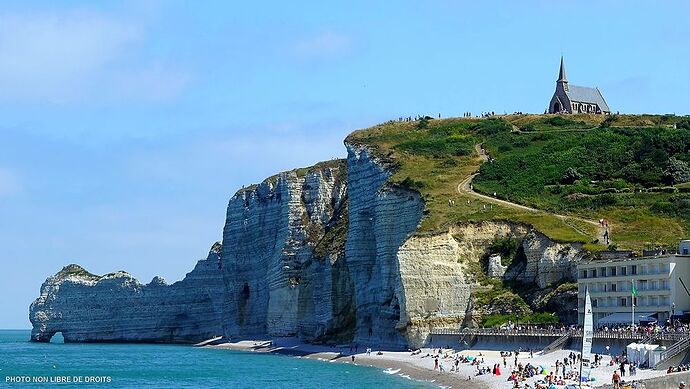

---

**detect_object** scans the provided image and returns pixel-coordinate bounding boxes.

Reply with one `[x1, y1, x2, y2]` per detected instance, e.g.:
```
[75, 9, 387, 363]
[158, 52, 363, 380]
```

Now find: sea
[0, 330, 431, 388]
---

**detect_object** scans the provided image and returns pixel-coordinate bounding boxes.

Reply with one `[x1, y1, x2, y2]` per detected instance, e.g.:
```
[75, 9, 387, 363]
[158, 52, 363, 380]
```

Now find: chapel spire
[558, 56, 567, 82]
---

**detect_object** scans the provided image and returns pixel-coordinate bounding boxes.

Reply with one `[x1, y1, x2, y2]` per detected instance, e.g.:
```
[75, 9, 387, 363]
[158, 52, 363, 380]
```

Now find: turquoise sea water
[0, 330, 430, 388]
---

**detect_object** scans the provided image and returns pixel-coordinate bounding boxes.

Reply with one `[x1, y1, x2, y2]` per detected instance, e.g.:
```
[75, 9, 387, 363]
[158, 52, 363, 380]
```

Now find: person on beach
[434, 356, 439, 370]
[612, 370, 621, 389]
[351, 355, 355, 362]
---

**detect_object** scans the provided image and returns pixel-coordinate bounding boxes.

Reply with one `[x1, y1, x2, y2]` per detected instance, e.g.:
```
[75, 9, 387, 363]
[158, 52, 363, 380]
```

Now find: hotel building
[577, 240, 690, 327]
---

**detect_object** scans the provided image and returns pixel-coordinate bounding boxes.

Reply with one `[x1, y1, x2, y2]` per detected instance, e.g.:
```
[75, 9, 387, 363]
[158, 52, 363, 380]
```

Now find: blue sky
[1, 1, 689, 328]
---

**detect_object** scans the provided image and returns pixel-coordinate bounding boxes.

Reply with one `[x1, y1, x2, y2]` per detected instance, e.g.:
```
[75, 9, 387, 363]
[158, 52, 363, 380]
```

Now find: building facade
[548, 57, 611, 115]
[577, 241, 690, 327]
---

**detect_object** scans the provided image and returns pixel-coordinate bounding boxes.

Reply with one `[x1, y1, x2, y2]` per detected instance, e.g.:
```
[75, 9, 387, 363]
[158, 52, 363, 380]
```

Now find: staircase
[542, 332, 572, 355]
[654, 336, 690, 369]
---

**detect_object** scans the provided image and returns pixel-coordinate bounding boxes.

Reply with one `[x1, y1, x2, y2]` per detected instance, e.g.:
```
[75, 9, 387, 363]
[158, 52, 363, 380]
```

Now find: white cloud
[292, 30, 352, 59]
[0, 168, 22, 197]
[0, 9, 188, 103]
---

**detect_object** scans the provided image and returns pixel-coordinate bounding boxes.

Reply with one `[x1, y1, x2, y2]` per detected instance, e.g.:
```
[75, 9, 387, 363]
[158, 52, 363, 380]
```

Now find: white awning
[597, 312, 656, 326]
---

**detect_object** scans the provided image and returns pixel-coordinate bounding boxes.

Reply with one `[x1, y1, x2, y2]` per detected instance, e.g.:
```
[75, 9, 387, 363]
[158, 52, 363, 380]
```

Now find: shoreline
[203, 339, 488, 389]
[203, 337, 686, 389]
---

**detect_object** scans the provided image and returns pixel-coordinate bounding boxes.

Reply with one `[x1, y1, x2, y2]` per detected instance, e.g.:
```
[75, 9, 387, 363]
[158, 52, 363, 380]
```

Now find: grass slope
[347, 114, 690, 250]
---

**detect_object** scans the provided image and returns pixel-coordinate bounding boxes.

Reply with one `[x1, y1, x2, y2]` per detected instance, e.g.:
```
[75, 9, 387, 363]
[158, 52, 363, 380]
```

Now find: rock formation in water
[30, 244, 226, 343]
[30, 144, 585, 348]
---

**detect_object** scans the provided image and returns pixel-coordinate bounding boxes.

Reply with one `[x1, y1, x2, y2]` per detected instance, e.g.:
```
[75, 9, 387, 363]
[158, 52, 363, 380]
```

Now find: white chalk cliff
[30, 144, 584, 348]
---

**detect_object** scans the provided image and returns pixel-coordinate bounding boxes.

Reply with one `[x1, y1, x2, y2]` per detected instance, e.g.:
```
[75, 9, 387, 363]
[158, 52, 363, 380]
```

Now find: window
[631, 265, 637, 275]
[601, 267, 607, 277]
[621, 267, 627, 276]
[633, 297, 637, 306]
[593, 299, 598, 308]
[611, 267, 617, 276]
[611, 283, 617, 292]
[604, 284, 607, 292]
[592, 269, 597, 278]
[621, 298, 627, 307]
[581, 270, 587, 279]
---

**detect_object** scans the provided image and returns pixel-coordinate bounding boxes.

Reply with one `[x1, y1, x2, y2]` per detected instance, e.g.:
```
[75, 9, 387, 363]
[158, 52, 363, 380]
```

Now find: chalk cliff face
[220, 162, 349, 339]
[30, 161, 352, 343]
[30, 145, 585, 347]
[344, 144, 424, 348]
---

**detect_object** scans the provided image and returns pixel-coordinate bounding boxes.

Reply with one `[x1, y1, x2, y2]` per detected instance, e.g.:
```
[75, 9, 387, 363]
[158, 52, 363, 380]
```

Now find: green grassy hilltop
[347, 114, 690, 252]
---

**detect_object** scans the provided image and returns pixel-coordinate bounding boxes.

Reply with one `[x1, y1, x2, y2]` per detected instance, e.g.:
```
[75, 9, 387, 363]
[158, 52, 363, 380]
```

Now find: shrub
[545, 116, 578, 127]
[561, 167, 582, 184]
[600, 115, 617, 128]
[677, 119, 690, 131]
[474, 118, 512, 136]
[416, 117, 430, 130]
[520, 123, 536, 132]
[664, 157, 690, 184]
[487, 237, 521, 266]
[399, 176, 425, 190]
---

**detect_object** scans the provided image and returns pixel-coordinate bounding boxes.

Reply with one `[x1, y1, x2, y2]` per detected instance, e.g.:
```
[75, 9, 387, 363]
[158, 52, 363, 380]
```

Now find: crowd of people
[482, 320, 690, 340]
[668, 365, 690, 374]
[405, 343, 666, 389]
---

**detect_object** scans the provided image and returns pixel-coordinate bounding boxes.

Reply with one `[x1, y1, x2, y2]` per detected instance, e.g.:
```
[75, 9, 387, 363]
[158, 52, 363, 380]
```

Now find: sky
[1, 1, 689, 329]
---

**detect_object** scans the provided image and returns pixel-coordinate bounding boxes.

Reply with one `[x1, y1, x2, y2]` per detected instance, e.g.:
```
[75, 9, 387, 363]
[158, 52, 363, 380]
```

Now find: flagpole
[631, 279, 635, 327]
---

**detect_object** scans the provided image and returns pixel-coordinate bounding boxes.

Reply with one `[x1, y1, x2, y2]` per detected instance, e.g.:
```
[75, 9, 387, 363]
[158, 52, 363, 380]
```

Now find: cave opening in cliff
[50, 332, 65, 343]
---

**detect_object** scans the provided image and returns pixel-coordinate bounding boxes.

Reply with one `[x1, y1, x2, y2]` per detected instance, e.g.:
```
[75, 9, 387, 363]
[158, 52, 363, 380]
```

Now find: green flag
[631, 280, 637, 296]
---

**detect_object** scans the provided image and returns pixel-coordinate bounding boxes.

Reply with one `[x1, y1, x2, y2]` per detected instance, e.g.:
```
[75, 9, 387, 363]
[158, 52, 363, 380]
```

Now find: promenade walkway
[431, 327, 689, 342]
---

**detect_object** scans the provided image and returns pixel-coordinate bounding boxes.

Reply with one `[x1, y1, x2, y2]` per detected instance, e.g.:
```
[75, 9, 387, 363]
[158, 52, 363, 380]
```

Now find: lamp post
[672, 302, 676, 321]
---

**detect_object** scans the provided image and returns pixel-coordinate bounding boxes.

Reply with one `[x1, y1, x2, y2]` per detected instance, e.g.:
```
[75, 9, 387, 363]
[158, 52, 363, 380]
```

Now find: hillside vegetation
[347, 114, 690, 251]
